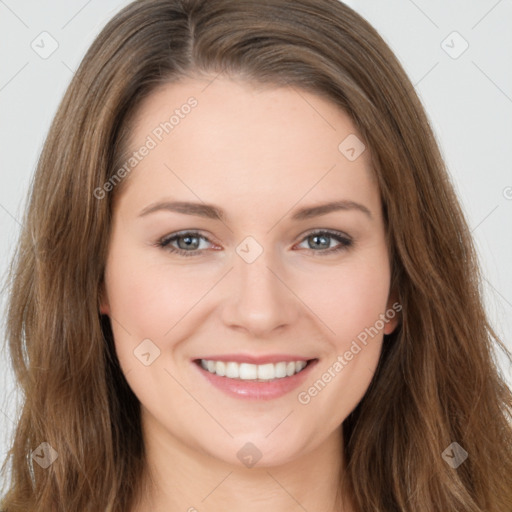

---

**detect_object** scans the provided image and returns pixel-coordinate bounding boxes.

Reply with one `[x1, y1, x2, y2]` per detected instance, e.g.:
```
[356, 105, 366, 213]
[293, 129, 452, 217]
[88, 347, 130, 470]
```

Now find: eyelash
[155, 230, 353, 257]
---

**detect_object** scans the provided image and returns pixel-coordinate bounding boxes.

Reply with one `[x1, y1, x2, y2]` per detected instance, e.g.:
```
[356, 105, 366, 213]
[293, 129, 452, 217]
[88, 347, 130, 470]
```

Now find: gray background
[1, 0, 511, 485]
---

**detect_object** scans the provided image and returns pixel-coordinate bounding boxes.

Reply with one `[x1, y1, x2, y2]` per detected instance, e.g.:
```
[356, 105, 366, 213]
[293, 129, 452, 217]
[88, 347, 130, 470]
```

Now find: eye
[156, 231, 216, 257]
[156, 229, 353, 257]
[294, 230, 353, 255]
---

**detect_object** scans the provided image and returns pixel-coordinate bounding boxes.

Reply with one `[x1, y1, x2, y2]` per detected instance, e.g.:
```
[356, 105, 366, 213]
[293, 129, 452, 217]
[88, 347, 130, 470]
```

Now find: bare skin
[100, 75, 398, 512]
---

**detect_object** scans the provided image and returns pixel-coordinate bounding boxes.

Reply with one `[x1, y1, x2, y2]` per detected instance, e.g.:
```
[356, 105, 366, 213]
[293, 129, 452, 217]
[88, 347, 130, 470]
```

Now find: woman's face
[101, 76, 398, 468]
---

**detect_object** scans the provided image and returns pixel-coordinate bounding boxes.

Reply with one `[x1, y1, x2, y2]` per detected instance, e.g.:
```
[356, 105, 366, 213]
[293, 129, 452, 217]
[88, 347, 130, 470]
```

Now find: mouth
[192, 356, 318, 400]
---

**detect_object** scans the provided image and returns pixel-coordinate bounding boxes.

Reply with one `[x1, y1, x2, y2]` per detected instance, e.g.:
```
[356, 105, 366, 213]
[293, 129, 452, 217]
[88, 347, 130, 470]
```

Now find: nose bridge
[221, 238, 298, 335]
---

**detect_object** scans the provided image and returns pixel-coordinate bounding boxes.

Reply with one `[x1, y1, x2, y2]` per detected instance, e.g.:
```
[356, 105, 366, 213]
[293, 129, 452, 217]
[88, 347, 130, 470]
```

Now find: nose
[220, 247, 300, 338]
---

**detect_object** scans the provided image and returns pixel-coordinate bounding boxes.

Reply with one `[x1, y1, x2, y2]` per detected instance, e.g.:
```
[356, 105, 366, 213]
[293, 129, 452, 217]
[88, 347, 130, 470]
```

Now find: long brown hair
[2, 0, 511, 510]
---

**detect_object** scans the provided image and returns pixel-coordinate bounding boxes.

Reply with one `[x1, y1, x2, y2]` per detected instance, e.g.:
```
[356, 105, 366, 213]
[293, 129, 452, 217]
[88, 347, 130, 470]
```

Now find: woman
[1, 0, 511, 510]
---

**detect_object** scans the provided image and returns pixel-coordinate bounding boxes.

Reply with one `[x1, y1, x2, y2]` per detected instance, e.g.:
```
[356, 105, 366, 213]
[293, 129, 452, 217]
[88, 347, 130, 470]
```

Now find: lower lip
[193, 359, 318, 400]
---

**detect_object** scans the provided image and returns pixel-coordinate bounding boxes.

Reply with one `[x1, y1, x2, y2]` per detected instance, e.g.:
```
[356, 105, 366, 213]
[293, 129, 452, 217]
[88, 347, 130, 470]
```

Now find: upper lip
[194, 354, 316, 365]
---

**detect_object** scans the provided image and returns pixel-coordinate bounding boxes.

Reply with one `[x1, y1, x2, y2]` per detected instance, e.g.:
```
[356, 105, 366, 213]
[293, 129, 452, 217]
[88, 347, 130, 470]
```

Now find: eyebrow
[138, 199, 372, 221]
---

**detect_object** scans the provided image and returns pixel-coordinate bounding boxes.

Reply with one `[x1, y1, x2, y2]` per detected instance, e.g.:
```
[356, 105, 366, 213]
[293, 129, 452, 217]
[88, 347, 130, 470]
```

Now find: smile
[193, 356, 318, 400]
[199, 359, 308, 381]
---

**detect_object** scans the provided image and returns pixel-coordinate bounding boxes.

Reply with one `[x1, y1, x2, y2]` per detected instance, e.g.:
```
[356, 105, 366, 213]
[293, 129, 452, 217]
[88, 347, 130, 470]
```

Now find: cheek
[295, 267, 389, 432]
[300, 259, 391, 417]
[302, 255, 391, 344]
[104, 246, 205, 340]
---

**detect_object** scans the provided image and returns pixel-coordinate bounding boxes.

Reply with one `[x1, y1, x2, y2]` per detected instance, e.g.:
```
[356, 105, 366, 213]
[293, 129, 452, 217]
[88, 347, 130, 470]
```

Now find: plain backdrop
[1, 0, 511, 486]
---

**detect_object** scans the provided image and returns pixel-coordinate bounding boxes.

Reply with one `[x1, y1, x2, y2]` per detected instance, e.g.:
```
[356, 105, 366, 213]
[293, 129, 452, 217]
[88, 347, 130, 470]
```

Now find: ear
[98, 281, 110, 316]
[383, 289, 401, 335]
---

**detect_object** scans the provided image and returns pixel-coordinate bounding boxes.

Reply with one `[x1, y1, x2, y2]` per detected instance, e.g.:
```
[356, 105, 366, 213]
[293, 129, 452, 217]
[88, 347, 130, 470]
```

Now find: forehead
[118, 76, 380, 220]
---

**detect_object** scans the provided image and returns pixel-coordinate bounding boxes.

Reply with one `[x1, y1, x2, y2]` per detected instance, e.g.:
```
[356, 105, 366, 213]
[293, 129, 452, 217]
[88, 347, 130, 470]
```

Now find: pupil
[179, 235, 198, 250]
[311, 234, 328, 249]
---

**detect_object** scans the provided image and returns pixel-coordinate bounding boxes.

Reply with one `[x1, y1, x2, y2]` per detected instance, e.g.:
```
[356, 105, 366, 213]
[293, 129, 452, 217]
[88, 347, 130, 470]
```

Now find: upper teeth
[200, 359, 308, 380]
